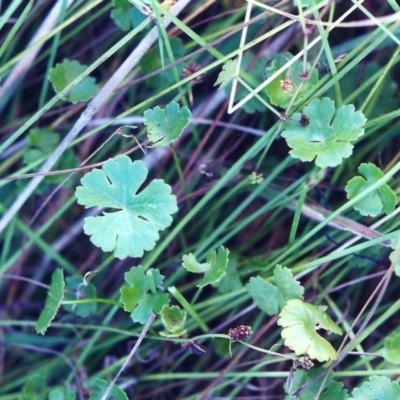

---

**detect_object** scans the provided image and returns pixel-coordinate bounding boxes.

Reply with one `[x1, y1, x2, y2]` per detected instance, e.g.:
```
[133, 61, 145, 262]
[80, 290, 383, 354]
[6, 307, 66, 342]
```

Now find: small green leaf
[348, 376, 400, 400]
[382, 331, 400, 364]
[277, 299, 342, 362]
[111, 0, 144, 31]
[284, 368, 347, 400]
[345, 163, 397, 217]
[88, 378, 128, 400]
[144, 101, 191, 147]
[182, 246, 229, 288]
[215, 59, 237, 90]
[36, 268, 65, 335]
[75, 155, 178, 259]
[49, 59, 98, 103]
[21, 375, 47, 400]
[63, 276, 97, 318]
[293, 0, 328, 7]
[390, 251, 400, 277]
[281, 97, 367, 168]
[264, 52, 319, 108]
[215, 255, 243, 293]
[159, 304, 187, 337]
[48, 388, 76, 400]
[248, 265, 304, 315]
[120, 266, 169, 324]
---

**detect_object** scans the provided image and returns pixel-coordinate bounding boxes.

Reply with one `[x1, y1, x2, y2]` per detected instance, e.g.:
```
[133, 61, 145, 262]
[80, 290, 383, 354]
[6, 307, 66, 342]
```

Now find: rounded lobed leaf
[281, 97, 367, 168]
[75, 155, 178, 259]
[277, 299, 342, 362]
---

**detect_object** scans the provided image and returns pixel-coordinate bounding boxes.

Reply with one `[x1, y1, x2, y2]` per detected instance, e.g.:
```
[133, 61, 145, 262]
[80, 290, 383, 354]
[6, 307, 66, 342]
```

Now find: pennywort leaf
[345, 163, 397, 217]
[49, 59, 98, 103]
[182, 246, 229, 288]
[281, 97, 367, 168]
[348, 376, 400, 400]
[277, 299, 342, 362]
[144, 101, 191, 147]
[36, 268, 65, 335]
[382, 331, 400, 364]
[75, 155, 178, 259]
[248, 265, 304, 315]
[120, 266, 169, 324]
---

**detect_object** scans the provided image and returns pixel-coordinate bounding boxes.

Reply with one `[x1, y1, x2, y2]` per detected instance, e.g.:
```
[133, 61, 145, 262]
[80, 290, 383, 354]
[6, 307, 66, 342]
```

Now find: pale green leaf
[159, 304, 187, 337]
[182, 246, 229, 288]
[277, 299, 342, 362]
[75, 155, 178, 259]
[214, 59, 237, 90]
[349, 376, 400, 400]
[144, 101, 191, 147]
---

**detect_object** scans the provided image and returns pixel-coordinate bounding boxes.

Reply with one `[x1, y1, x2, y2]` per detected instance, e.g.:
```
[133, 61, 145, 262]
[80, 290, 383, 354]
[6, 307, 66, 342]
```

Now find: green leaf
[215, 255, 243, 293]
[264, 52, 319, 108]
[49, 59, 98, 103]
[111, 0, 144, 31]
[293, 0, 328, 7]
[284, 368, 347, 400]
[21, 375, 47, 400]
[382, 331, 400, 364]
[277, 299, 342, 362]
[182, 246, 229, 288]
[63, 276, 97, 318]
[144, 101, 191, 147]
[281, 97, 367, 168]
[49, 388, 77, 400]
[349, 376, 400, 400]
[215, 59, 237, 90]
[75, 155, 178, 259]
[120, 266, 169, 324]
[248, 265, 304, 315]
[159, 304, 187, 337]
[88, 378, 128, 400]
[345, 163, 397, 217]
[36, 268, 65, 335]
[390, 251, 400, 277]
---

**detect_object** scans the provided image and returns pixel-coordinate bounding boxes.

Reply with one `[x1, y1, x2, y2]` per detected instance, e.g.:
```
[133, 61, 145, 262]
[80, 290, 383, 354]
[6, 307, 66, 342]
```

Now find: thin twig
[100, 313, 156, 400]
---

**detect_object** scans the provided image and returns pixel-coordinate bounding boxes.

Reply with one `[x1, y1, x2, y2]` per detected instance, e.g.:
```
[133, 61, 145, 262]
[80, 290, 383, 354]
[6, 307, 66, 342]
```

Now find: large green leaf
[75, 155, 178, 259]
[281, 97, 366, 168]
[277, 299, 342, 362]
